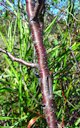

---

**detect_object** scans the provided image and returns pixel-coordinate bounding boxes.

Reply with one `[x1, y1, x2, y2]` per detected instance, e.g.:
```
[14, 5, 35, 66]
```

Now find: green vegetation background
[0, 0, 80, 127]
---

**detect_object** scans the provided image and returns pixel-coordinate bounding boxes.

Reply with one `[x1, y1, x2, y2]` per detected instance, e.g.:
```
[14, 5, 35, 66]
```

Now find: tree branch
[0, 48, 38, 68]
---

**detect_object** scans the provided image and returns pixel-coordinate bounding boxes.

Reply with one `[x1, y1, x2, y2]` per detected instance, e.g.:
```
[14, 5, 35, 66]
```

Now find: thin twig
[70, 47, 80, 72]
[53, 5, 80, 22]
[0, 48, 38, 68]
[68, 30, 80, 72]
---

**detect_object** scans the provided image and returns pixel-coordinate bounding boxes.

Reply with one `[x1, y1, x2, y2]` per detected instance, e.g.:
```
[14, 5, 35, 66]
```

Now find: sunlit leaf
[27, 116, 41, 128]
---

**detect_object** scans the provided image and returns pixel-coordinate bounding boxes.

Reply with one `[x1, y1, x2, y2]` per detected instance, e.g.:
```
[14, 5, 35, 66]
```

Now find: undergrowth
[0, 0, 80, 127]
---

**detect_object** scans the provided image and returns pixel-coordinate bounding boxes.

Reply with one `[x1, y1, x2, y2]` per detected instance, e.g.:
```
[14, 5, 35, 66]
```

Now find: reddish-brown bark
[26, 0, 58, 127]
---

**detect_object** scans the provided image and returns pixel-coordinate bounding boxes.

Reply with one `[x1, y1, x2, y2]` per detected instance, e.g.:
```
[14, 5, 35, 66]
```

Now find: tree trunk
[26, 0, 58, 127]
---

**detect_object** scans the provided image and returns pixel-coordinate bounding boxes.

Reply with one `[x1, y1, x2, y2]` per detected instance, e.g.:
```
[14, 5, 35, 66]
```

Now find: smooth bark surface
[26, 0, 58, 127]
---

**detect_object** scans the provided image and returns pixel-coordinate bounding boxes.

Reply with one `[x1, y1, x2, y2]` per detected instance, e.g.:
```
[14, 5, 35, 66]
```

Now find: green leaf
[54, 90, 62, 97]
[71, 42, 80, 51]
[75, 118, 80, 126]
[44, 17, 57, 34]
[6, 0, 17, 16]
[0, 87, 14, 93]
[0, 117, 17, 120]
[47, 45, 59, 54]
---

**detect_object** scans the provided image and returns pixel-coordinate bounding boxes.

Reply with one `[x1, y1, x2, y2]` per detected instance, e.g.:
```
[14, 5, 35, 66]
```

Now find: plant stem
[26, 0, 58, 127]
